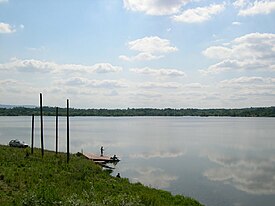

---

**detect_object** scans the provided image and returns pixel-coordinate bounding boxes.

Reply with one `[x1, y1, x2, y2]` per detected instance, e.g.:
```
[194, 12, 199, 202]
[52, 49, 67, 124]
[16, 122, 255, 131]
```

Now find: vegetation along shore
[0, 145, 203, 206]
[0, 106, 274, 117]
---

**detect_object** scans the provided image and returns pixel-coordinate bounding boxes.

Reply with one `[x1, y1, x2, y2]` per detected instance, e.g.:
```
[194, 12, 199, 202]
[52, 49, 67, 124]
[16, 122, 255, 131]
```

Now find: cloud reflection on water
[129, 149, 185, 159]
[204, 152, 275, 195]
[122, 166, 178, 189]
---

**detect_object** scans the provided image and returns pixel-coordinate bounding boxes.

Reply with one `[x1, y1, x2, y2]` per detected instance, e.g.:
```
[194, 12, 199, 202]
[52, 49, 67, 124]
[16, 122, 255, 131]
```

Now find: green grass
[0, 145, 203, 206]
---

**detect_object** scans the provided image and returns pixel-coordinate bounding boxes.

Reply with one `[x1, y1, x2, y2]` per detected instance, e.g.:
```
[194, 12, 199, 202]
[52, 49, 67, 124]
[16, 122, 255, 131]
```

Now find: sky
[0, 0, 275, 109]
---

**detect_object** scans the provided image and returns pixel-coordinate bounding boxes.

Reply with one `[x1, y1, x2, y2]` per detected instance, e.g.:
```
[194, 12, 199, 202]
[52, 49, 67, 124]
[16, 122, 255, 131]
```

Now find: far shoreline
[0, 106, 274, 117]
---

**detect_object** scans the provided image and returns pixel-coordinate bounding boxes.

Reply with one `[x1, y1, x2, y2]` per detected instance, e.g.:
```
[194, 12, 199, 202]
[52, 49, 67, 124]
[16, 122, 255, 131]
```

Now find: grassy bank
[0, 145, 203, 206]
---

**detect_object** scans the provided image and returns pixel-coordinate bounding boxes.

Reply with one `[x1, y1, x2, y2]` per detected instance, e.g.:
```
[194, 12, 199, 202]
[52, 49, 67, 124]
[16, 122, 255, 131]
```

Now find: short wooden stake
[67, 99, 69, 163]
[40, 93, 44, 157]
[31, 114, 34, 154]
[55, 107, 58, 154]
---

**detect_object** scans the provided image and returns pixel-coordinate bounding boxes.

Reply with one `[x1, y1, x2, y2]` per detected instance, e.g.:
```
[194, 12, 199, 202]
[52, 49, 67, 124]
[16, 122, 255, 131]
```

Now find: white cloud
[216, 76, 275, 106]
[0, 79, 17, 86]
[184, 83, 204, 88]
[0, 58, 122, 74]
[220, 76, 270, 85]
[123, 0, 226, 23]
[0, 79, 37, 94]
[0, 0, 8, 3]
[119, 52, 162, 61]
[120, 36, 177, 61]
[232, 21, 241, 25]
[123, 1, 226, 23]
[200, 60, 240, 75]
[137, 82, 182, 89]
[233, 0, 247, 8]
[219, 76, 275, 94]
[123, 0, 190, 16]
[61, 77, 128, 89]
[234, 0, 275, 16]
[60, 77, 88, 86]
[172, 3, 225, 23]
[130, 91, 163, 99]
[130, 67, 186, 77]
[201, 33, 275, 74]
[128, 36, 178, 54]
[0, 22, 16, 33]
[0, 58, 52, 72]
[92, 63, 122, 73]
[88, 79, 127, 88]
[202, 46, 232, 59]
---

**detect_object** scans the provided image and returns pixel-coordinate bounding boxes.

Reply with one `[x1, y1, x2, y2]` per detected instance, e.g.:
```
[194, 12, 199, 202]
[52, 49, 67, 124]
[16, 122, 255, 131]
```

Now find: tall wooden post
[55, 107, 58, 154]
[40, 93, 44, 157]
[67, 99, 69, 163]
[31, 114, 34, 154]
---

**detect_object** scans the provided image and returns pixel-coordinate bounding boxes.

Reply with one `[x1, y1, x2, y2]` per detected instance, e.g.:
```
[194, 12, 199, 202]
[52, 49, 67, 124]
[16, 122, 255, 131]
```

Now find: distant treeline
[0, 106, 275, 117]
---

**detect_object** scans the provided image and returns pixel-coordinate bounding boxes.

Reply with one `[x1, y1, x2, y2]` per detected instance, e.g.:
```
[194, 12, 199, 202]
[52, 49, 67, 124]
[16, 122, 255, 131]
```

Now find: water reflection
[122, 148, 186, 189]
[121, 166, 178, 189]
[1, 116, 275, 206]
[129, 149, 185, 159]
[204, 152, 275, 195]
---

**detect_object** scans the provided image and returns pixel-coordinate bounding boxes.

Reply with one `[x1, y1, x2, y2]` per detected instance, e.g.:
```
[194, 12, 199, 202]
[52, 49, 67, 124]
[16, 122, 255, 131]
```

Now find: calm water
[0, 116, 275, 206]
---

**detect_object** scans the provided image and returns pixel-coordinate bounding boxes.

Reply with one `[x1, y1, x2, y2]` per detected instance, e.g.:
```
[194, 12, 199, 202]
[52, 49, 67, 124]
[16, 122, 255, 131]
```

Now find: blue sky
[0, 0, 275, 108]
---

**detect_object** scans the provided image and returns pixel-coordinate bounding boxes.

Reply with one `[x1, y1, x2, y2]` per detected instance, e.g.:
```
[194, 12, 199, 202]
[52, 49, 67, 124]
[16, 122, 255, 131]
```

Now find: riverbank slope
[0, 145, 203, 206]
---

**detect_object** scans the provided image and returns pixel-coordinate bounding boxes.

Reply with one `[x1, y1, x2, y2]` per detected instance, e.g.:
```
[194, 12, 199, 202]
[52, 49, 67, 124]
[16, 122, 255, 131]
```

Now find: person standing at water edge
[100, 146, 104, 156]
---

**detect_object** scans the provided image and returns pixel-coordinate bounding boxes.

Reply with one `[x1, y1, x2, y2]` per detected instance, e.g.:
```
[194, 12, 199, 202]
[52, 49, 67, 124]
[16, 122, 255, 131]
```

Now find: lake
[0, 116, 275, 206]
